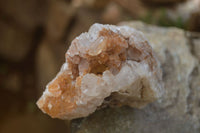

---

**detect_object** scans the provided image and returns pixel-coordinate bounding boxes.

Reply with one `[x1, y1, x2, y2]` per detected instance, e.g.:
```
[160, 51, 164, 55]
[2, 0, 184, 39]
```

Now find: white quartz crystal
[37, 23, 163, 120]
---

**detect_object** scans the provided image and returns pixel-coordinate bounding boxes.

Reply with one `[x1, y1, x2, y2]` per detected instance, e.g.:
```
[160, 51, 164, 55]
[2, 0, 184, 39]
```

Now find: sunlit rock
[37, 23, 163, 120]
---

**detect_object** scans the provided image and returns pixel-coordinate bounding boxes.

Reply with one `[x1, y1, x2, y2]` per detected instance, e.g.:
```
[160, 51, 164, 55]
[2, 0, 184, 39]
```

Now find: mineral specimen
[37, 23, 163, 120]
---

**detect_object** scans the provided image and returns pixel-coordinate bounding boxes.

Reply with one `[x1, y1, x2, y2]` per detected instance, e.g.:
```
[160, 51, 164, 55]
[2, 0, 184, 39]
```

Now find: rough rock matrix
[71, 21, 200, 133]
[37, 23, 163, 120]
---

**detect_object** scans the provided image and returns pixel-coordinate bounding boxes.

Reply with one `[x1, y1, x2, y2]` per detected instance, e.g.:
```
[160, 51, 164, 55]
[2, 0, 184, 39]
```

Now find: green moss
[140, 8, 186, 29]
[158, 8, 185, 29]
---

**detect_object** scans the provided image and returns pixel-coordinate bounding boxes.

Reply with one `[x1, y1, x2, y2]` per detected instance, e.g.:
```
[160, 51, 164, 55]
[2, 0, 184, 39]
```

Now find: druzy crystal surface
[37, 23, 163, 120]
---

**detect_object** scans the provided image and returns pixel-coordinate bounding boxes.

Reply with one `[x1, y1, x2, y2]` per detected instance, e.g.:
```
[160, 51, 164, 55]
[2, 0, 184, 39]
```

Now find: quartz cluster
[37, 23, 163, 120]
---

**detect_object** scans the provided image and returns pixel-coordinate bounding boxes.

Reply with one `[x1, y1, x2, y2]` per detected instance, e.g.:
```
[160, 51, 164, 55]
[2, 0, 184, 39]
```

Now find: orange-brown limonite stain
[37, 72, 79, 118]
[79, 29, 129, 74]
[65, 29, 129, 75]
[39, 29, 130, 118]
[37, 28, 157, 118]
[99, 28, 128, 53]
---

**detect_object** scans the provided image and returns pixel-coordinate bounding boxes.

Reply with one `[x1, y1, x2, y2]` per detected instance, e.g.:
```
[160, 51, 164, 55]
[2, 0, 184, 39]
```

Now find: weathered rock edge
[71, 21, 200, 133]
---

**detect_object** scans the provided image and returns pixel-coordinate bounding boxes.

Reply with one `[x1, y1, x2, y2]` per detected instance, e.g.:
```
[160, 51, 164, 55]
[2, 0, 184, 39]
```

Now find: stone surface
[37, 23, 163, 120]
[71, 21, 200, 133]
[193, 38, 200, 60]
[167, 0, 200, 22]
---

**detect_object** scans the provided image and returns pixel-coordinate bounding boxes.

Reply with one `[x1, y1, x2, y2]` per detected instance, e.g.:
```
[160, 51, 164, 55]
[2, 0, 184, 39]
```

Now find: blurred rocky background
[0, 0, 199, 133]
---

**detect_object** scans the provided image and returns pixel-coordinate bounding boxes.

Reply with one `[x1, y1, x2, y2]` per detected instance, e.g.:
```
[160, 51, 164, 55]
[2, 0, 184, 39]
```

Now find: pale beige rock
[193, 38, 200, 60]
[71, 21, 200, 133]
[37, 23, 163, 120]
[167, 0, 200, 22]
